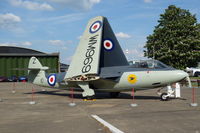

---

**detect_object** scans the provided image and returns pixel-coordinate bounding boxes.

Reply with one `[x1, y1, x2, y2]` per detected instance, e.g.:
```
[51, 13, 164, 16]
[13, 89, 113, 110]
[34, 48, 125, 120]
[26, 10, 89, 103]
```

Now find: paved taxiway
[0, 82, 199, 133]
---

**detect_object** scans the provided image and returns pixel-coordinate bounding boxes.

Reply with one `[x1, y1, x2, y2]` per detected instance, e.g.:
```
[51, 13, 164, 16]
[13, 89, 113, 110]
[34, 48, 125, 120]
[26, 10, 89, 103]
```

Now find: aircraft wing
[65, 16, 103, 79]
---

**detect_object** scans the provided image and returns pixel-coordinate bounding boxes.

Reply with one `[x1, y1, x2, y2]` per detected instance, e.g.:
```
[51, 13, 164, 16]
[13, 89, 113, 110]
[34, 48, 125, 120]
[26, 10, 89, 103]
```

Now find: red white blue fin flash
[89, 21, 102, 33]
[47, 74, 56, 86]
[103, 39, 114, 51]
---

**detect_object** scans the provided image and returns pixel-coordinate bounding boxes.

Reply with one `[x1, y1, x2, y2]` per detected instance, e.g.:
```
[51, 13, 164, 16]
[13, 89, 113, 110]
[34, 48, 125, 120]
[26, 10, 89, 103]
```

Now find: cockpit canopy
[129, 60, 172, 69]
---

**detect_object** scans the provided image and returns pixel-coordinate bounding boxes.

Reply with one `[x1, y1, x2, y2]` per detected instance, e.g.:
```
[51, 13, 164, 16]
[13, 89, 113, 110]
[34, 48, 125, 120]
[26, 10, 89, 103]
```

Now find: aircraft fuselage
[37, 66, 188, 92]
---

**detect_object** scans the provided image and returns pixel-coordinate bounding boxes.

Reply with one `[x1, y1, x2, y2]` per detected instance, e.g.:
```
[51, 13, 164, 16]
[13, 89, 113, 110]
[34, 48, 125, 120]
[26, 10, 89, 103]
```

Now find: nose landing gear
[160, 93, 169, 101]
[157, 83, 181, 101]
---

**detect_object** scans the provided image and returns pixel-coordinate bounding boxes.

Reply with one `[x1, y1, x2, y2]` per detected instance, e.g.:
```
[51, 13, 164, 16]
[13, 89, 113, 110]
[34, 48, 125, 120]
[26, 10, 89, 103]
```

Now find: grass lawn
[191, 77, 200, 80]
[190, 77, 200, 87]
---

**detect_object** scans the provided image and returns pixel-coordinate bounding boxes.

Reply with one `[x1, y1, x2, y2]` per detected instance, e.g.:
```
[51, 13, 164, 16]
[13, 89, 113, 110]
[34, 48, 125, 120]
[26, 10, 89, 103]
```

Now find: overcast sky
[0, 0, 200, 64]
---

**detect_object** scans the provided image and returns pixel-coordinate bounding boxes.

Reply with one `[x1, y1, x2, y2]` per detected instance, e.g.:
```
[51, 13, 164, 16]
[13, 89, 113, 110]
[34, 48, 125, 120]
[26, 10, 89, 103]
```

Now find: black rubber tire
[161, 93, 169, 101]
[83, 96, 95, 100]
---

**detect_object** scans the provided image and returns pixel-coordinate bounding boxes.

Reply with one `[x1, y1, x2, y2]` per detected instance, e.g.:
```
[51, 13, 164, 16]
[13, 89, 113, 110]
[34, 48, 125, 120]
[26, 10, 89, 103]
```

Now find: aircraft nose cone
[176, 70, 189, 80]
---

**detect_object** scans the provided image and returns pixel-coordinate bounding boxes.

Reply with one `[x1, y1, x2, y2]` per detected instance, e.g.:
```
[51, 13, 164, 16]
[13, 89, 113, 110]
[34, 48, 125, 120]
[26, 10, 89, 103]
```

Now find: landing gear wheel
[161, 93, 169, 101]
[110, 92, 120, 98]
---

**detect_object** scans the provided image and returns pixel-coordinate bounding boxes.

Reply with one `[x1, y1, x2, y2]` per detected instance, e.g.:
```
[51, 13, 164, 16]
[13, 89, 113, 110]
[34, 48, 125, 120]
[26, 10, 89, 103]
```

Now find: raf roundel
[89, 21, 102, 33]
[47, 74, 56, 86]
[103, 39, 114, 51]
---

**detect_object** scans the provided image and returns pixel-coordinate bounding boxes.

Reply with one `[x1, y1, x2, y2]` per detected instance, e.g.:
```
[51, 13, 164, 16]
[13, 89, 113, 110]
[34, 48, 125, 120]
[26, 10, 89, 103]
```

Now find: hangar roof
[0, 46, 59, 56]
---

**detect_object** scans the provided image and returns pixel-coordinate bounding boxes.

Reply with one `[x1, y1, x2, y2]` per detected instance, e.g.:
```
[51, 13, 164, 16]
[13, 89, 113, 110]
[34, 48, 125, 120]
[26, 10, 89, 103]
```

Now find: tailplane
[28, 57, 48, 85]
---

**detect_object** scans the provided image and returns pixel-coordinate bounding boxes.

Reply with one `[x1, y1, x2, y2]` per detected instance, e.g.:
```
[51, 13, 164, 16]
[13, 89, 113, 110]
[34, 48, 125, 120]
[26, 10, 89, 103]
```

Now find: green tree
[144, 5, 200, 69]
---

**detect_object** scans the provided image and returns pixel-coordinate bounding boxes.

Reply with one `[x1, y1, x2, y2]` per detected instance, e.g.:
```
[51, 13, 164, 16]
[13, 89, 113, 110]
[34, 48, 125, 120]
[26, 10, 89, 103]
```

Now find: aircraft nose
[175, 70, 189, 80]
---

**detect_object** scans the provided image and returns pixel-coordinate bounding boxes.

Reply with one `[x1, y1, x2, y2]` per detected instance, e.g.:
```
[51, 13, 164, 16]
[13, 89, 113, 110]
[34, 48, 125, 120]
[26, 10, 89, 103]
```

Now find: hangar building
[0, 46, 60, 77]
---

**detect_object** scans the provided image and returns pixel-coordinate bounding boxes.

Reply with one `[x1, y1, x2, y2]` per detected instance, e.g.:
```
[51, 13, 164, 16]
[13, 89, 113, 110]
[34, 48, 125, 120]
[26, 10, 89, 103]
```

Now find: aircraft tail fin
[100, 17, 128, 67]
[28, 57, 48, 84]
[28, 57, 49, 70]
[66, 16, 128, 80]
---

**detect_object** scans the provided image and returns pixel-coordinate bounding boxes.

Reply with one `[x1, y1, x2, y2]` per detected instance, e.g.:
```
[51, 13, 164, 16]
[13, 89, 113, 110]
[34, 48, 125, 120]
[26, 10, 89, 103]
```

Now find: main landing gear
[77, 82, 95, 100]
[83, 96, 96, 101]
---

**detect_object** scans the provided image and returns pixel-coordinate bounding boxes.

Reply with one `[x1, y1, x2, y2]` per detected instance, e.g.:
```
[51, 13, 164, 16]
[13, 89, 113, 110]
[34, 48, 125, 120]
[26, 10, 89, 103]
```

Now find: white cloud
[62, 47, 67, 50]
[115, 32, 131, 39]
[65, 56, 73, 63]
[49, 40, 64, 46]
[0, 41, 32, 47]
[0, 42, 17, 46]
[126, 49, 144, 56]
[10, 0, 54, 11]
[0, 13, 21, 29]
[0, 13, 21, 22]
[45, 0, 101, 10]
[33, 13, 84, 24]
[66, 40, 73, 44]
[21, 41, 32, 46]
[124, 48, 145, 61]
[144, 0, 152, 3]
